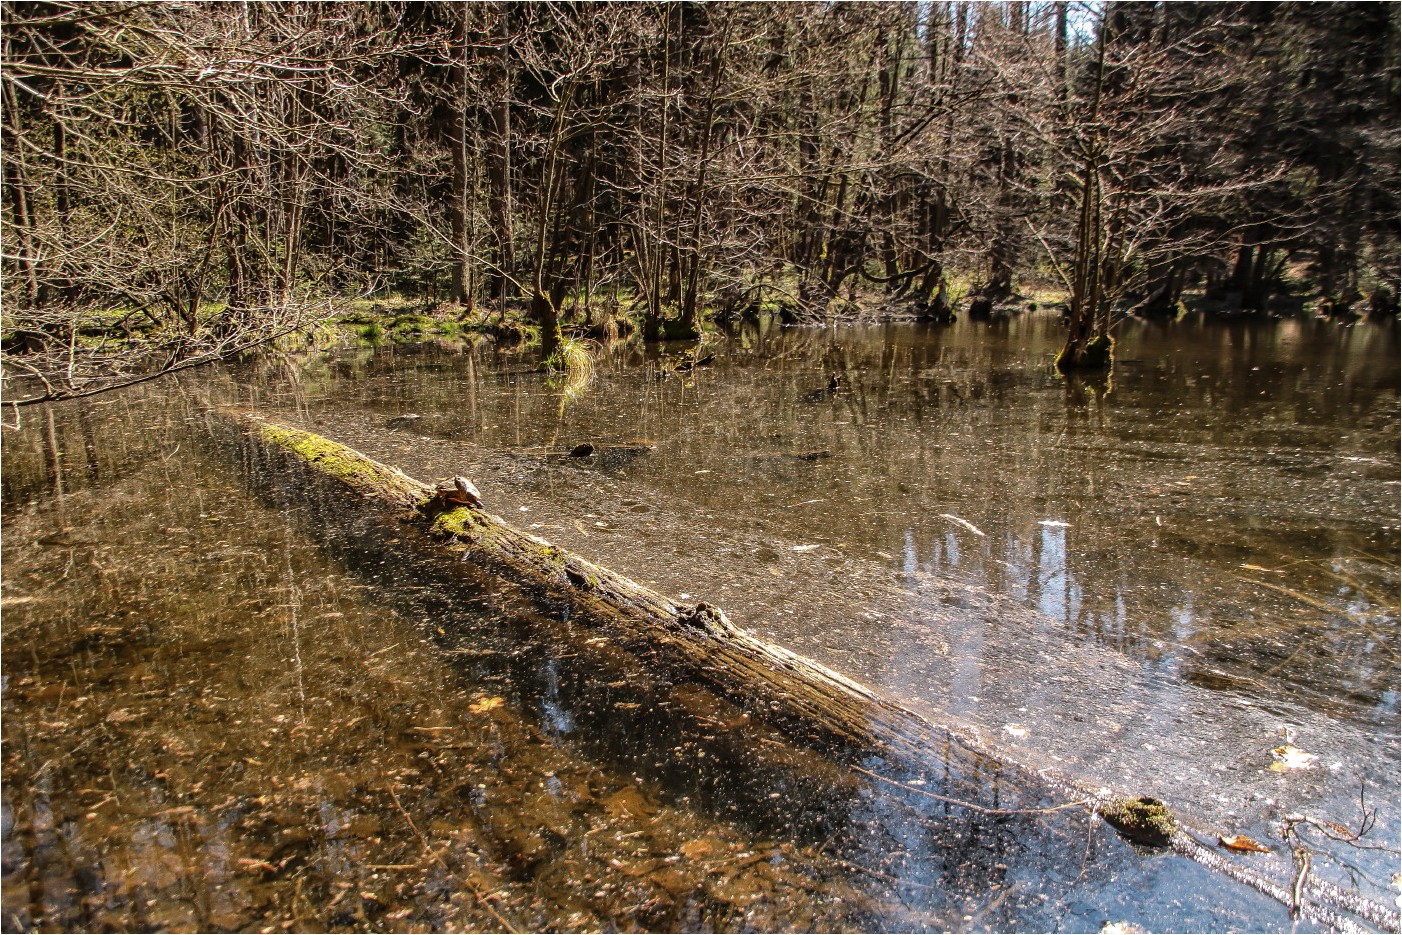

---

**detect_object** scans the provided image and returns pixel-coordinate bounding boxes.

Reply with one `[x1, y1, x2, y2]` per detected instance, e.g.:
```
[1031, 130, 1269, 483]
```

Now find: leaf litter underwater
[298, 318, 1399, 910]
[2, 314, 1398, 932]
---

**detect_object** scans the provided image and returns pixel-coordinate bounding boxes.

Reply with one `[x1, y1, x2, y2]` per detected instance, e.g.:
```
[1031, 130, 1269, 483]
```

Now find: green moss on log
[428, 506, 488, 542]
[1100, 796, 1177, 847]
[255, 421, 426, 507]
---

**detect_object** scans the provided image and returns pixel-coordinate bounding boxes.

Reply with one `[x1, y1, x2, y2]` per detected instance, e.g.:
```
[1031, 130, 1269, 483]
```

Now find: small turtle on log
[426, 475, 484, 511]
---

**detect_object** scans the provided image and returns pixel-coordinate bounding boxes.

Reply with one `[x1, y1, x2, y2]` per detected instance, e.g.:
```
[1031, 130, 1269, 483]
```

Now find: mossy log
[215, 407, 952, 768]
[212, 407, 1395, 934]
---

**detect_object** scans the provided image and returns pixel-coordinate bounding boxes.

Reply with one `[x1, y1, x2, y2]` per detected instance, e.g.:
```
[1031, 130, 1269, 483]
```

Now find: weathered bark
[206, 408, 1398, 935]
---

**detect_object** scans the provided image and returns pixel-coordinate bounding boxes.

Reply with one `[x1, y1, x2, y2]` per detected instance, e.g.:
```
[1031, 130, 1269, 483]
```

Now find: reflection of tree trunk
[42, 406, 66, 508]
[464, 352, 478, 426]
[77, 404, 100, 482]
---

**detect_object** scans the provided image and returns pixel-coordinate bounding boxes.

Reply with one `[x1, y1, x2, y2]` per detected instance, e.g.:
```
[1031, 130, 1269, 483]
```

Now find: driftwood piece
[212, 407, 1396, 933]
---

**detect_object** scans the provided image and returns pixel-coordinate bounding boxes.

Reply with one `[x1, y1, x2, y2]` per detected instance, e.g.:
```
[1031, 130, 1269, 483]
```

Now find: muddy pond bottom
[0, 383, 1328, 932]
[299, 313, 1399, 878]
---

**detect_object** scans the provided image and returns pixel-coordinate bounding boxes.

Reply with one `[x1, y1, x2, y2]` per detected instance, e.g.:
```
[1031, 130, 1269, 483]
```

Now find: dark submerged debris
[801, 374, 844, 402]
[674, 354, 715, 373]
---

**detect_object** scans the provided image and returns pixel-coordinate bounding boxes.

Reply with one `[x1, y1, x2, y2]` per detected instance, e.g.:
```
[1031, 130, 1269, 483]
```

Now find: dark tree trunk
[448, 8, 472, 306]
[533, 280, 567, 360]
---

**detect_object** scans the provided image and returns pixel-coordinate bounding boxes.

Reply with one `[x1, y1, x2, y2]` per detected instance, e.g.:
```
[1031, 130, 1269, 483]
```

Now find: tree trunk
[533, 290, 562, 360]
[1057, 14, 1111, 373]
[448, 7, 472, 306]
[486, 19, 515, 300]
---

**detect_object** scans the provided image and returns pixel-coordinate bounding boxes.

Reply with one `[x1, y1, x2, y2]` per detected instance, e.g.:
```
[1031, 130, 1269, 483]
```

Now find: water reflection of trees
[5, 329, 1395, 927]
[47, 316, 1379, 724]
[278, 317, 1398, 720]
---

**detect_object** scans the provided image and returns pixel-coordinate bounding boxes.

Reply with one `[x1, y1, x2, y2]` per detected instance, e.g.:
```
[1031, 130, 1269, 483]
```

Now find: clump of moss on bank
[1055, 333, 1114, 373]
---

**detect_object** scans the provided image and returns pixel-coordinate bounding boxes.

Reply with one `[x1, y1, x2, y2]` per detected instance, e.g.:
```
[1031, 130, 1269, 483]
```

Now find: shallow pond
[3, 310, 1397, 931]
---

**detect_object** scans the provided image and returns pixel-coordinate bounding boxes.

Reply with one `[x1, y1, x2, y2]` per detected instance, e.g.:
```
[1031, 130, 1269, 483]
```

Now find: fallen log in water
[212, 406, 1395, 933]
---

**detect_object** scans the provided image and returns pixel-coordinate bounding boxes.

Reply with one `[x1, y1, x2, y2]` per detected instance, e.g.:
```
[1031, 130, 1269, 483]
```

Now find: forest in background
[2, 1, 1398, 401]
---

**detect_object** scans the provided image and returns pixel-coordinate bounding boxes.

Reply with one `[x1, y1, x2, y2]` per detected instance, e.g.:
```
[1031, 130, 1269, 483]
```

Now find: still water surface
[3, 311, 1396, 931]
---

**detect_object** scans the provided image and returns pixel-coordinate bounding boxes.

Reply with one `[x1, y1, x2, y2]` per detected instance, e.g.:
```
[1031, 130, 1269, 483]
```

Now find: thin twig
[851, 764, 1090, 816]
[1290, 845, 1312, 920]
[385, 784, 518, 932]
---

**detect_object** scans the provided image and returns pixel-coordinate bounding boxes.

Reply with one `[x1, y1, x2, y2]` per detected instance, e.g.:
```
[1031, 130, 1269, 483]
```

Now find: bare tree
[1, 1, 413, 404]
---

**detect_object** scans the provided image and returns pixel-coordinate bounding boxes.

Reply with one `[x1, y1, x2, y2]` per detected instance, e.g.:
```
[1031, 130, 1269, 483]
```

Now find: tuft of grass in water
[544, 337, 597, 405]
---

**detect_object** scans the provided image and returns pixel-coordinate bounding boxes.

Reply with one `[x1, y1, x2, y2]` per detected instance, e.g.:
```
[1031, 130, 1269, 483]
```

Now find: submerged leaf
[1219, 834, 1271, 853]
[679, 838, 715, 860]
[1270, 744, 1317, 770]
[468, 696, 504, 714]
